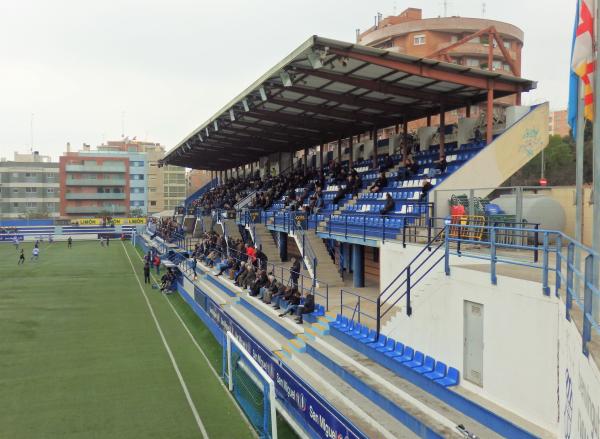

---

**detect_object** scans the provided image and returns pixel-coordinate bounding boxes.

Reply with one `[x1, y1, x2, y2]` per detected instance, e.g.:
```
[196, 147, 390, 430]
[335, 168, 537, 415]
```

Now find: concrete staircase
[252, 223, 280, 263]
[303, 230, 343, 287]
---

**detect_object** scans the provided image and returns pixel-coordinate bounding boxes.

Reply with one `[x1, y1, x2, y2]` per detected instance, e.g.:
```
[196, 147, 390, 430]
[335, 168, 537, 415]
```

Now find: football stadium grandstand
[2, 34, 599, 439]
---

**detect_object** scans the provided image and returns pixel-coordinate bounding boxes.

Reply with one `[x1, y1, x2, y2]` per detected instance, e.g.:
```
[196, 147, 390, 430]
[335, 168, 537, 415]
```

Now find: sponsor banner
[205, 299, 366, 439]
[0, 235, 24, 241]
[71, 217, 146, 226]
[112, 217, 146, 225]
[71, 218, 101, 226]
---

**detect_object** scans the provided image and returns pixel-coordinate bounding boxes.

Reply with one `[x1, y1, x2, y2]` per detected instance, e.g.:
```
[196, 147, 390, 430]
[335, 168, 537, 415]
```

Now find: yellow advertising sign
[71, 218, 101, 225]
[70, 217, 146, 226]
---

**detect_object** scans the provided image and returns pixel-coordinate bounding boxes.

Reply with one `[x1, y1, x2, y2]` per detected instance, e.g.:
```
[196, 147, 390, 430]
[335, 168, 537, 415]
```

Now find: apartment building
[0, 152, 60, 218]
[59, 153, 130, 217]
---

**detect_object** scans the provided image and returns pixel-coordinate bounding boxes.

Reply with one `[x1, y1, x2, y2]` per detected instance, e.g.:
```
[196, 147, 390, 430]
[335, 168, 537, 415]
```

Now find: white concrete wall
[457, 117, 478, 147]
[379, 241, 559, 433]
[418, 127, 437, 151]
[558, 306, 600, 439]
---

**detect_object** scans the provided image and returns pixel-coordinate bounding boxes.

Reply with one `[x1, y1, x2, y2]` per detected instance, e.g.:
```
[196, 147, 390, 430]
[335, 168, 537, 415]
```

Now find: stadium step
[302, 231, 343, 286]
[304, 333, 502, 439]
[252, 223, 281, 262]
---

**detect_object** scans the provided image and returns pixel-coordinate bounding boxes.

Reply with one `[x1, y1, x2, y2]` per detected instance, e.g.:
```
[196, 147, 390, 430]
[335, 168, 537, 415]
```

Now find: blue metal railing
[447, 223, 599, 356]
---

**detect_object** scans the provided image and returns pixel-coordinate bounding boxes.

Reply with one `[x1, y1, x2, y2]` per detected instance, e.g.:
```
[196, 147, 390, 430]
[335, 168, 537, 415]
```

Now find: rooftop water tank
[491, 194, 566, 232]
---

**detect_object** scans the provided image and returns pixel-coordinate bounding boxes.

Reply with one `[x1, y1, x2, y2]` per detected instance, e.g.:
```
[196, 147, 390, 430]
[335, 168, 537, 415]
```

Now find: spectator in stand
[369, 171, 388, 193]
[249, 270, 268, 297]
[419, 180, 433, 201]
[380, 193, 395, 215]
[435, 155, 447, 175]
[278, 288, 301, 317]
[380, 154, 394, 172]
[234, 261, 246, 282]
[214, 256, 234, 277]
[295, 292, 315, 324]
[332, 184, 347, 205]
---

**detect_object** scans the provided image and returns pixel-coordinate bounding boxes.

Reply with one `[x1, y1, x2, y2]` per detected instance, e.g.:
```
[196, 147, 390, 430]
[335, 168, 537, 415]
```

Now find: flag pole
[575, 92, 584, 297]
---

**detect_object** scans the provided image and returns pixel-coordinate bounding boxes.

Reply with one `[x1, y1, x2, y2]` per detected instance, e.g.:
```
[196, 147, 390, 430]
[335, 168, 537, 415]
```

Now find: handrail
[447, 223, 599, 356]
[375, 227, 446, 336]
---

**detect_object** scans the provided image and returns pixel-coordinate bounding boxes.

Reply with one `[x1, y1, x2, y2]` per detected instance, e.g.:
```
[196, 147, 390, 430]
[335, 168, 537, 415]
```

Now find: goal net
[224, 331, 277, 439]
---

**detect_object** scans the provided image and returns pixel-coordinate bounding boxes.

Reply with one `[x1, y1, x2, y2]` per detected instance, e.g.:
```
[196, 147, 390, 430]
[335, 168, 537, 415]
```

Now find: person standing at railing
[290, 257, 301, 288]
[255, 246, 268, 270]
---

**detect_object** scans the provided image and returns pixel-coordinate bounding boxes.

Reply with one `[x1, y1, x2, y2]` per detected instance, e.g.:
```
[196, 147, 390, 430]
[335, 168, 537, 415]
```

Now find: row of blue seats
[330, 316, 459, 387]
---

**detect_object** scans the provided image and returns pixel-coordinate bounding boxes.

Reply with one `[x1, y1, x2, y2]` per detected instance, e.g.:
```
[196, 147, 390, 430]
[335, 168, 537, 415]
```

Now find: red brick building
[358, 8, 524, 131]
[59, 153, 130, 217]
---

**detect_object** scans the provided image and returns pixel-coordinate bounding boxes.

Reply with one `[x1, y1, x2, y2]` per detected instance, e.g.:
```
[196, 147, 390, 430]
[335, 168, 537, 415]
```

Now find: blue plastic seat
[435, 367, 459, 387]
[424, 361, 447, 380]
[359, 329, 377, 344]
[348, 323, 362, 338]
[376, 338, 395, 354]
[330, 314, 343, 328]
[340, 320, 354, 333]
[413, 356, 435, 374]
[353, 326, 369, 341]
[368, 335, 387, 350]
[393, 346, 414, 363]
[403, 351, 424, 368]
[384, 342, 404, 358]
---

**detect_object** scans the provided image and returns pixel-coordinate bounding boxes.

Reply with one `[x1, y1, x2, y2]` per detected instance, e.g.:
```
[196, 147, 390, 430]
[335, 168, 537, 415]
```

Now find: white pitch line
[130, 244, 258, 437]
[121, 242, 209, 439]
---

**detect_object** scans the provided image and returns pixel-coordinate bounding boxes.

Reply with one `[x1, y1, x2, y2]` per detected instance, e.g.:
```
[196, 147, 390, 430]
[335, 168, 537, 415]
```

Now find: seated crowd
[189, 230, 315, 324]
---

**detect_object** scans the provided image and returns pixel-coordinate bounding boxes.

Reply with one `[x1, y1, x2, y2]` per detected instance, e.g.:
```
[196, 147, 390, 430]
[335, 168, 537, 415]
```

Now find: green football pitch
[0, 239, 297, 439]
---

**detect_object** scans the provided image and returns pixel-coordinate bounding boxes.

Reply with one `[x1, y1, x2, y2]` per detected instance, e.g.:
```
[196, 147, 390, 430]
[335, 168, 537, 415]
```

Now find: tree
[505, 123, 593, 187]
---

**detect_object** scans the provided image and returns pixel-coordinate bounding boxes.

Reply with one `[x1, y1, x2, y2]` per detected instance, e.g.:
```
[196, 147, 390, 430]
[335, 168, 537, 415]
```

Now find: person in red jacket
[153, 255, 161, 275]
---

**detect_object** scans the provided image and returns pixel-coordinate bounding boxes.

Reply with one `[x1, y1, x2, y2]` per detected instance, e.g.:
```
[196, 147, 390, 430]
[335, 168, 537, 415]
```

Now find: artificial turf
[0, 239, 260, 438]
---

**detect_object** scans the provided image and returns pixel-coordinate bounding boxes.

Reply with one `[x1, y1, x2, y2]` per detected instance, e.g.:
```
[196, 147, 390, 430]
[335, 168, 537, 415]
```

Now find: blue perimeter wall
[134, 238, 375, 439]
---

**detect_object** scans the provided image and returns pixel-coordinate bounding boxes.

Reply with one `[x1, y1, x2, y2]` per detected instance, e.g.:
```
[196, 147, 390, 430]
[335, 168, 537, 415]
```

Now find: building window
[47, 188, 56, 193]
[492, 60, 502, 70]
[25, 202, 36, 208]
[466, 58, 479, 67]
[450, 35, 458, 43]
[503, 40, 511, 49]
[26, 187, 37, 193]
[150, 201, 157, 206]
[13, 202, 19, 207]
[413, 34, 426, 46]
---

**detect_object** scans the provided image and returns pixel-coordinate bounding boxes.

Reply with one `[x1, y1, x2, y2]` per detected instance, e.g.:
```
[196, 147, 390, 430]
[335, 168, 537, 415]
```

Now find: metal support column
[439, 106, 446, 157]
[403, 118, 409, 157]
[337, 139, 342, 162]
[303, 147, 308, 174]
[372, 127, 378, 169]
[352, 244, 365, 288]
[319, 143, 324, 172]
[348, 136, 354, 168]
[486, 80, 495, 145]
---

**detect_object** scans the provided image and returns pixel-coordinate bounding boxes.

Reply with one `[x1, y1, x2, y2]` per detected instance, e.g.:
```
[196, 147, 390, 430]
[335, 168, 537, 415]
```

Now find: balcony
[66, 164, 126, 173]
[65, 178, 126, 186]
[65, 205, 127, 214]
[65, 193, 126, 200]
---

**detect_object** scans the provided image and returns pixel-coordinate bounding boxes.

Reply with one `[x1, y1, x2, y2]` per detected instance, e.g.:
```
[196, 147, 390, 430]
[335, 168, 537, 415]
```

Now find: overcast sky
[0, 0, 572, 160]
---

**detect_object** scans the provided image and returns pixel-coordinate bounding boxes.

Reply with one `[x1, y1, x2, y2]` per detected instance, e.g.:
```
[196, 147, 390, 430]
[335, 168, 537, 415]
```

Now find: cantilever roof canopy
[164, 35, 536, 171]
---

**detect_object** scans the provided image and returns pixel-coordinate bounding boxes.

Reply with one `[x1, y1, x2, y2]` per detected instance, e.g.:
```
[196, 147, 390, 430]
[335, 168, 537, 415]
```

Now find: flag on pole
[569, 0, 596, 136]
